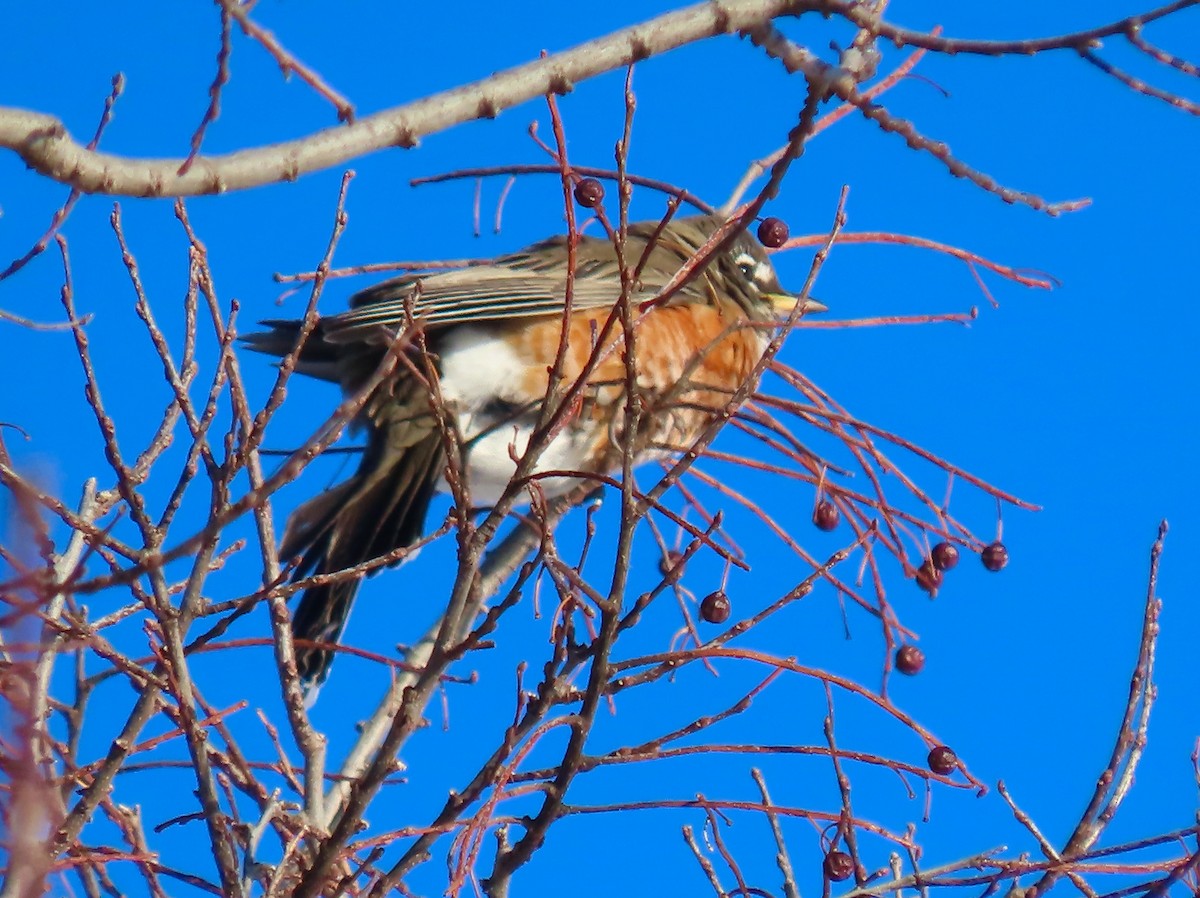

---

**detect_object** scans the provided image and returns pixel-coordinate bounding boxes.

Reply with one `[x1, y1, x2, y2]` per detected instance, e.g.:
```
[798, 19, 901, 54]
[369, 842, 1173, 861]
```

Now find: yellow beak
[765, 291, 828, 318]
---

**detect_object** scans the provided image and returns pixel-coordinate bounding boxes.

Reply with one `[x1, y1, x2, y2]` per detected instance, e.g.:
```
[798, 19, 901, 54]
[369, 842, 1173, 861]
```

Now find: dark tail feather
[242, 319, 346, 384]
[285, 432, 444, 692]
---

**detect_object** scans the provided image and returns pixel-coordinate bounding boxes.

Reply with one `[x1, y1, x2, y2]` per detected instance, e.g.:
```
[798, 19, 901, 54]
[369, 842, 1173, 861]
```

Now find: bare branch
[0, 0, 806, 198]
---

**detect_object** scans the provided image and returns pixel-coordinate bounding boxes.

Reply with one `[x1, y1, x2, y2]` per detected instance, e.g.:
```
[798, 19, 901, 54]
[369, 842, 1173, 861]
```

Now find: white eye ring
[734, 252, 767, 284]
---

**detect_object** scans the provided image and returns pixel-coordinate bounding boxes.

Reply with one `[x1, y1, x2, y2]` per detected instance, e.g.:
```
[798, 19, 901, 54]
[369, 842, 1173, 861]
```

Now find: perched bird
[247, 214, 823, 689]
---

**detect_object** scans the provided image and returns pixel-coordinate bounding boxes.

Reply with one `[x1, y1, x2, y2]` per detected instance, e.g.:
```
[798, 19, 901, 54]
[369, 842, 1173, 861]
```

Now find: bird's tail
[283, 430, 444, 692]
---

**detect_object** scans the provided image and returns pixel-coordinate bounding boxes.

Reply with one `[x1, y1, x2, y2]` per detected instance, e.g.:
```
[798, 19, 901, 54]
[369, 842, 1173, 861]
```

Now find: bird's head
[635, 214, 827, 322]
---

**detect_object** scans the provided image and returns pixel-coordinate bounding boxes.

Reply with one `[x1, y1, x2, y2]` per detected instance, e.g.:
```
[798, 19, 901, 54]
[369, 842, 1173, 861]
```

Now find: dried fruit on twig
[659, 550, 685, 576]
[757, 216, 789, 248]
[981, 541, 1009, 572]
[931, 541, 959, 571]
[896, 645, 925, 675]
[915, 558, 943, 596]
[928, 744, 958, 775]
[823, 850, 854, 882]
[812, 500, 839, 532]
[573, 177, 604, 208]
[699, 590, 731, 624]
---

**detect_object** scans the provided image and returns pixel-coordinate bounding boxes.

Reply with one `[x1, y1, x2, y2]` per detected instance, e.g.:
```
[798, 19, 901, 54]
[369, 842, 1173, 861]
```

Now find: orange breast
[494, 300, 770, 462]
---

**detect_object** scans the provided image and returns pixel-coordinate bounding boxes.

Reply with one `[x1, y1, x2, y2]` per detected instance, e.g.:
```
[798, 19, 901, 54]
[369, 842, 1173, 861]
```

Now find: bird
[246, 213, 824, 690]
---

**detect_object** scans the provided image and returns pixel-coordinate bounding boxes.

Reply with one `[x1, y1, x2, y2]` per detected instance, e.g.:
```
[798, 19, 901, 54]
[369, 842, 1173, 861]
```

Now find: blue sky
[3, 2, 1198, 895]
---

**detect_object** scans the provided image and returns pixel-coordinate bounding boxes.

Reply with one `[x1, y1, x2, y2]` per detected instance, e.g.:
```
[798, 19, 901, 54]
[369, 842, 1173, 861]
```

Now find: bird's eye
[734, 252, 759, 280]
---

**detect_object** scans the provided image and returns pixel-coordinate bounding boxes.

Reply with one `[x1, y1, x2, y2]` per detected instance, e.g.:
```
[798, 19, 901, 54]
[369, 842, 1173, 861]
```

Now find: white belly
[436, 324, 593, 505]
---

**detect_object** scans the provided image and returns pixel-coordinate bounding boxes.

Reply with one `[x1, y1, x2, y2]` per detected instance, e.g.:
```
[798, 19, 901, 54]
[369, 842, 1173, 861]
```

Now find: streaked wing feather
[324, 263, 662, 341]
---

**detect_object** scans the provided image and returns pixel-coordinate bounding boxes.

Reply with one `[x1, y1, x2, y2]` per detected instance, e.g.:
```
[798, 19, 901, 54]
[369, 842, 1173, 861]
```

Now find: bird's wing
[322, 238, 675, 343]
[324, 268, 627, 341]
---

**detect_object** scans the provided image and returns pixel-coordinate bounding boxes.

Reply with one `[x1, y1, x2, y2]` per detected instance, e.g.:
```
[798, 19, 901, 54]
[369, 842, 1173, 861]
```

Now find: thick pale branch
[0, 0, 805, 198]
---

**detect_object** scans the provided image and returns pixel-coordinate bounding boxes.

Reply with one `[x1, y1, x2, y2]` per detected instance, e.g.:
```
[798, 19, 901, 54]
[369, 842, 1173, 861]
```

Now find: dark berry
[757, 217, 790, 249]
[659, 550, 685, 576]
[915, 558, 943, 596]
[812, 500, 839, 532]
[928, 745, 958, 775]
[931, 541, 960, 571]
[573, 178, 604, 208]
[895, 645, 925, 675]
[981, 541, 1009, 572]
[823, 850, 854, 882]
[699, 590, 731, 624]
